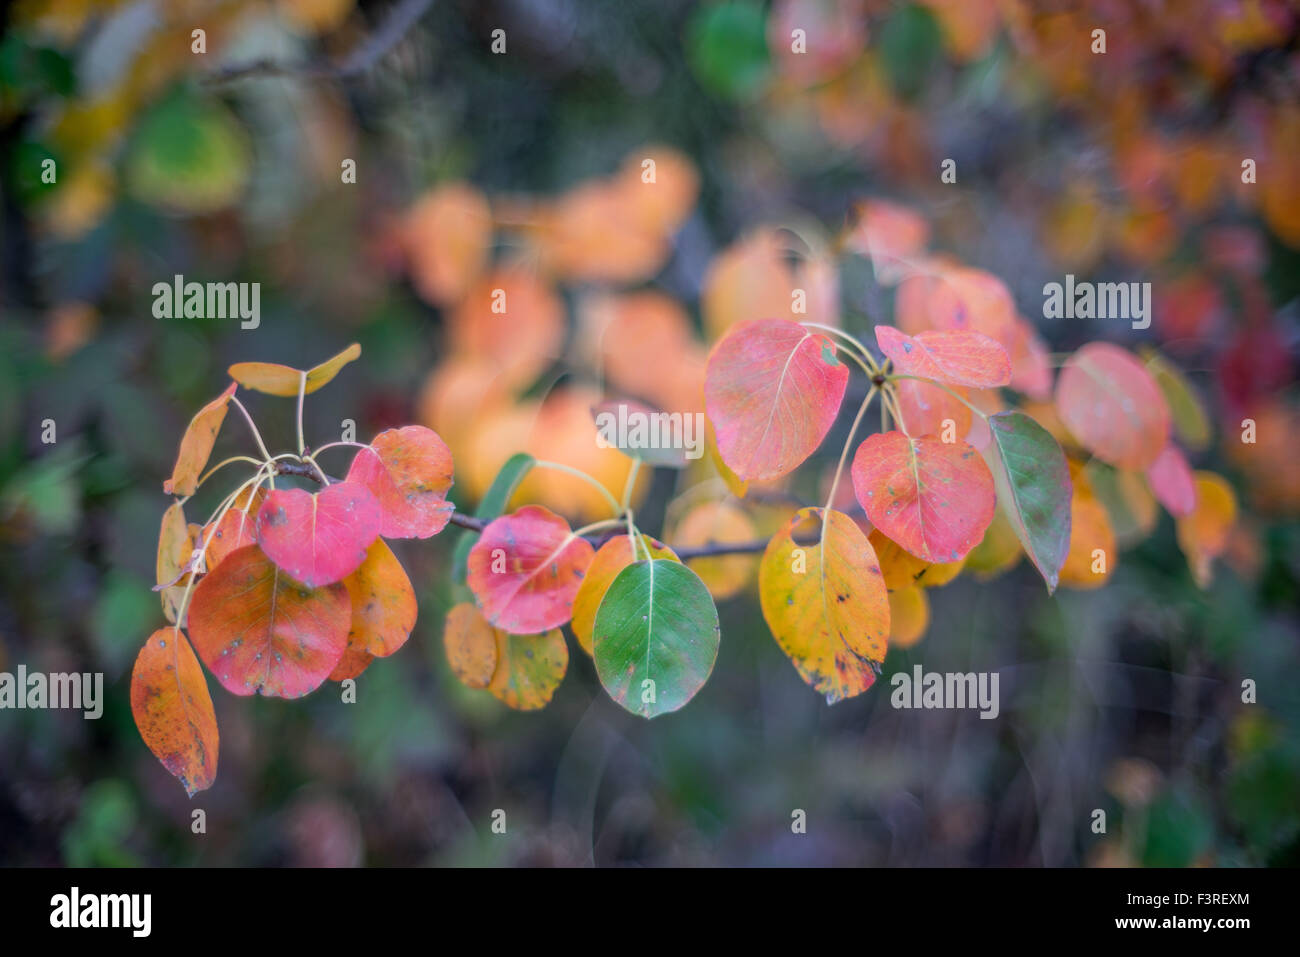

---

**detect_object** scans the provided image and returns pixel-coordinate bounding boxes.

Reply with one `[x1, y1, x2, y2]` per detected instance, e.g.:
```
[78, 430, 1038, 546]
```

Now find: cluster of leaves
[137, 344, 454, 796]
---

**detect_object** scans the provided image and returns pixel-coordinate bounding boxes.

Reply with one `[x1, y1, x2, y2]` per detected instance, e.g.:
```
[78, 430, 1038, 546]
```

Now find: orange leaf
[345, 426, 455, 539]
[163, 382, 236, 496]
[341, 538, 417, 658]
[157, 502, 194, 624]
[443, 602, 499, 690]
[670, 500, 759, 600]
[404, 182, 492, 307]
[228, 343, 361, 397]
[1176, 472, 1238, 588]
[131, 628, 218, 797]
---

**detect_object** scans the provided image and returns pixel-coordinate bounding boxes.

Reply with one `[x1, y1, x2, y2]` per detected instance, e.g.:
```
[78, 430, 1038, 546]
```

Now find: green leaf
[593, 559, 720, 718]
[879, 3, 943, 101]
[450, 452, 535, 585]
[686, 1, 770, 101]
[981, 411, 1072, 593]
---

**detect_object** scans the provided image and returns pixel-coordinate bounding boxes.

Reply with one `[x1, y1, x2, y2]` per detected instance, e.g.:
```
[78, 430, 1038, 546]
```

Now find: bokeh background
[2, 0, 1299, 867]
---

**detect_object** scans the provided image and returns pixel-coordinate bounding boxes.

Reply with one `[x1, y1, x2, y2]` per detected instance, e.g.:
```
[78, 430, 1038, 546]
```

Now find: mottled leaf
[450, 452, 535, 585]
[487, 626, 569, 711]
[758, 508, 889, 703]
[443, 602, 499, 690]
[346, 426, 455, 539]
[256, 482, 381, 587]
[188, 544, 350, 697]
[341, 538, 416, 657]
[157, 502, 193, 624]
[851, 431, 996, 563]
[131, 628, 218, 797]
[466, 505, 595, 633]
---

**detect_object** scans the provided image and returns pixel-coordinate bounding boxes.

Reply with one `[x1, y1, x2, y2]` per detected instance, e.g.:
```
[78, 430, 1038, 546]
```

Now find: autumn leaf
[981, 410, 1073, 592]
[1142, 347, 1211, 451]
[487, 624, 569, 710]
[1058, 489, 1117, 590]
[404, 182, 492, 307]
[256, 482, 382, 587]
[450, 452, 535, 586]
[888, 587, 929, 649]
[851, 431, 996, 563]
[705, 318, 849, 481]
[572, 533, 679, 656]
[893, 376, 972, 439]
[345, 426, 455, 539]
[1056, 342, 1170, 470]
[188, 544, 351, 698]
[157, 502, 194, 624]
[202, 485, 266, 571]
[131, 628, 218, 797]
[341, 538, 417, 658]
[1147, 444, 1197, 518]
[758, 508, 889, 703]
[228, 343, 361, 397]
[1176, 472, 1238, 588]
[593, 559, 720, 718]
[163, 382, 236, 496]
[328, 646, 373, 682]
[443, 602, 499, 690]
[466, 505, 595, 633]
[875, 325, 1012, 389]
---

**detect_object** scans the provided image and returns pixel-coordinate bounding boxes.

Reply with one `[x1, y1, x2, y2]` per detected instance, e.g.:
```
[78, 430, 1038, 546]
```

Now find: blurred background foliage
[1, 0, 1298, 866]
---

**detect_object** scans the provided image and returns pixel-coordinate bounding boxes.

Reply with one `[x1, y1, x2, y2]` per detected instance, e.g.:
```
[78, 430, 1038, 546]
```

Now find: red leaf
[851, 431, 996, 563]
[131, 628, 218, 796]
[875, 325, 1012, 389]
[203, 485, 266, 571]
[704, 318, 849, 481]
[256, 482, 381, 587]
[466, 505, 595, 633]
[189, 544, 351, 698]
[1056, 342, 1170, 470]
[1147, 444, 1197, 517]
[345, 426, 455, 539]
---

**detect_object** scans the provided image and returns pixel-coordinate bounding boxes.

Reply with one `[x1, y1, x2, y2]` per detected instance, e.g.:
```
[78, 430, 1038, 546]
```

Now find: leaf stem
[621, 457, 642, 511]
[194, 455, 264, 491]
[825, 387, 877, 513]
[296, 371, 307, 456]
[228, 395, 273, 464]
[533, 460, 622, 516]
[571, 517, 627, 539]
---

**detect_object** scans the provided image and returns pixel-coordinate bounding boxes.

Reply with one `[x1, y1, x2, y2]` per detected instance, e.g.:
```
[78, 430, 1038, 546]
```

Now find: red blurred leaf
[1056, 342, 1170, 470]
[876, 325, 1011, 389]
